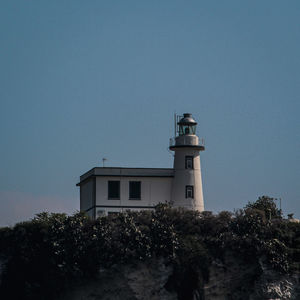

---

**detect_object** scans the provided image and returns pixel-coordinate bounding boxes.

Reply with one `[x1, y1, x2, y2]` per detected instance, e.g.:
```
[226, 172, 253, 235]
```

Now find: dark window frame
[129, 181, 141, 200]
[108, 180, 120, 200]
[185, 156, 194, 169]
[185, 185, 194, 198]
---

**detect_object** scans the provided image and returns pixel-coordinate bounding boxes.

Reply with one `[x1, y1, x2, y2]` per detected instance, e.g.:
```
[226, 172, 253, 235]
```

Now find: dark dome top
[178, 113, 197, 125]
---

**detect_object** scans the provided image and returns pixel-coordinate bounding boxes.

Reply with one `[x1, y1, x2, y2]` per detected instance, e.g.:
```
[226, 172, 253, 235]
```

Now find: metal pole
[174, 113, 176, 137]
[279, 198, 282, 211]
[102, 158, 107, 167]
[274, 197, 282, 215]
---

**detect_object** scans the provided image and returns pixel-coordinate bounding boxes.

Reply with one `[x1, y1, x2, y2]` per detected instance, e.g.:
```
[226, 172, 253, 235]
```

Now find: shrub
[0, 199, 298, 299]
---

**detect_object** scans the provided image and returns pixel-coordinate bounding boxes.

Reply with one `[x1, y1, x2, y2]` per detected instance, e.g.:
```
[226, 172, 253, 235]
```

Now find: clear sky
[0, 1, 299, 226]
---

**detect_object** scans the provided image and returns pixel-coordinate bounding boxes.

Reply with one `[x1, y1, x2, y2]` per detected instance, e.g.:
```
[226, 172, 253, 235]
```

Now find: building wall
[94, 176, 172, 216]
[95, 206, 154, 218]
[80, 178, 95, 211]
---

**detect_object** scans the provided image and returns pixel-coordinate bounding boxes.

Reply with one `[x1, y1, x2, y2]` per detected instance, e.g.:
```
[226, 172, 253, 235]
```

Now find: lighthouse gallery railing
[169, 137, 205, 148]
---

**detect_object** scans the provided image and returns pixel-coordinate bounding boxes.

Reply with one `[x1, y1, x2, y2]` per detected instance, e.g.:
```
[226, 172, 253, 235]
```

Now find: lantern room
[178, 113, 197, 136]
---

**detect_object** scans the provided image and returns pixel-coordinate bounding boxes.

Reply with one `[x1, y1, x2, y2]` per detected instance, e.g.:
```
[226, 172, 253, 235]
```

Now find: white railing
[169, 137, 205, 147]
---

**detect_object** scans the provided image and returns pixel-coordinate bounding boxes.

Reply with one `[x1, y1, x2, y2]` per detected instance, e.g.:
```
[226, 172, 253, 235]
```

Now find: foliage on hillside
[0, 196, 299, 300]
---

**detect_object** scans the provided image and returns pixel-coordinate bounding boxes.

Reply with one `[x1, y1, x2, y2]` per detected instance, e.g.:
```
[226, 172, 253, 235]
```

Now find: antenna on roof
[102, 158, 107, 167]
[174, 112, 177, 137]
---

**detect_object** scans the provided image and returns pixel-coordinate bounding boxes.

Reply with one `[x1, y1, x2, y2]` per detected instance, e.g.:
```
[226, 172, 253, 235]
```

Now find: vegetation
[245, 195, 282, 219]
[0, 196, 299, 300]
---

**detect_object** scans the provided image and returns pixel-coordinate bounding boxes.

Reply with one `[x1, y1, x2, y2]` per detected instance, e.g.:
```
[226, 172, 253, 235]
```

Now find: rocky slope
[57, 254, 300, 300]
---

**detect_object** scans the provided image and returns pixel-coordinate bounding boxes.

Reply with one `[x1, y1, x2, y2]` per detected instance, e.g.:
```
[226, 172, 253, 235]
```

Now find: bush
[0, 198, 298, 299]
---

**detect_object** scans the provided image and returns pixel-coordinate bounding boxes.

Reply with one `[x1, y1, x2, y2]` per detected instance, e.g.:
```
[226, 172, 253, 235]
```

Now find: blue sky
[0, 1, 299, 226]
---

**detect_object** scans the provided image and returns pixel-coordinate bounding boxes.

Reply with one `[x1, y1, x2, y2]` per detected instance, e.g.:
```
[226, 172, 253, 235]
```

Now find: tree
[245, 196, 282, 220]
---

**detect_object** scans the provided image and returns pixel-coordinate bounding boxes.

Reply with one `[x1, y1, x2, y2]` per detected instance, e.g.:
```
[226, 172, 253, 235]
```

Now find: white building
[77, 113, 205, 218]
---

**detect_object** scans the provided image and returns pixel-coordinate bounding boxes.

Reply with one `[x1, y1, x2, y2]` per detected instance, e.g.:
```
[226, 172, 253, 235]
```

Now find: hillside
[0, 197, 300, 299]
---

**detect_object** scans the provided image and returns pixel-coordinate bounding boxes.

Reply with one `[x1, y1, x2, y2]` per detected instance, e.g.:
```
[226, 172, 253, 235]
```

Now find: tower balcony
[169, 136, 205, 151]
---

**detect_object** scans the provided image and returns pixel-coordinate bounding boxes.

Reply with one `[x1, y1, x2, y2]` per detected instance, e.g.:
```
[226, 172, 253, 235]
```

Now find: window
[185, 185, 194, 198]
[185, 156, 194, 169]
[97, 210, 105, 217]
[129, 181, 141, 200]
[108, 212, 119, 216]
[108, 181, 120, 199]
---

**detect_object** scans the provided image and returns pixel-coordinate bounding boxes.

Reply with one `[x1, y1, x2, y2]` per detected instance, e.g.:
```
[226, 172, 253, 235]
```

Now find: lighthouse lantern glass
[179, 124, 196, 136]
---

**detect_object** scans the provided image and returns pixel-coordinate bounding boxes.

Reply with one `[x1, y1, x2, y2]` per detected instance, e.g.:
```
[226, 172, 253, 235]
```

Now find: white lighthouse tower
[169, 113, 205, 211]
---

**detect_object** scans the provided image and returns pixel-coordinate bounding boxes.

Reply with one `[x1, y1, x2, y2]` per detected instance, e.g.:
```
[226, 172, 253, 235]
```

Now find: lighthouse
[77, 112, 205, 218]
[169, 113, 205, 211]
